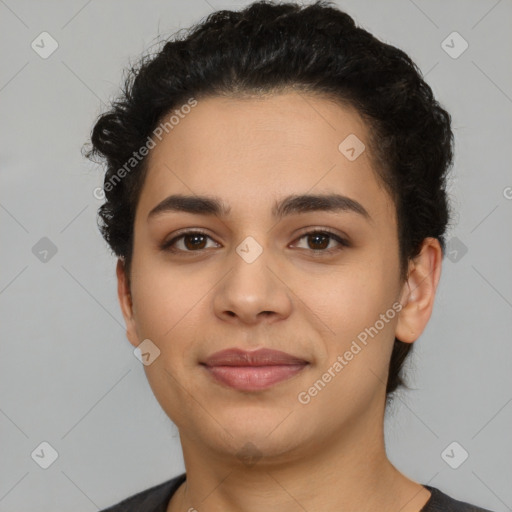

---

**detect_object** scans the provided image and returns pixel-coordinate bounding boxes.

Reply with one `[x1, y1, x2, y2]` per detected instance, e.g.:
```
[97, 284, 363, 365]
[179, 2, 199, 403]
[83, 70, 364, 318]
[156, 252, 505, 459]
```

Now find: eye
[160, 228, 349, 255]
[160, 230, 219, 253]
[292, 229, 349, 254]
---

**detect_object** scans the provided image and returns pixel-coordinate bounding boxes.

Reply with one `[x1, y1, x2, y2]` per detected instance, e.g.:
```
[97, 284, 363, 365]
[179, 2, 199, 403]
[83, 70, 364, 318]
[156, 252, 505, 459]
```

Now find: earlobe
[116, 259, 139, 348]
[395, 238, 443, 344]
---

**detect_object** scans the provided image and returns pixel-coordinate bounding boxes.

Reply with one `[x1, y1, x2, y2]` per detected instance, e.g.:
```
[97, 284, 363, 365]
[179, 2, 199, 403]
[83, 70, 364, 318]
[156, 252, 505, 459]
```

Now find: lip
[201, 348, 309, 391]
[203, 348, 308, 367]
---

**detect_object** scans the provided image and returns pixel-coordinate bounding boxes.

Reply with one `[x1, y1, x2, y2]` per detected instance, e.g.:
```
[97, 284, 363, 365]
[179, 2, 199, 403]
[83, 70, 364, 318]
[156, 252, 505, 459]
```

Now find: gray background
[1, 0, 511, 510]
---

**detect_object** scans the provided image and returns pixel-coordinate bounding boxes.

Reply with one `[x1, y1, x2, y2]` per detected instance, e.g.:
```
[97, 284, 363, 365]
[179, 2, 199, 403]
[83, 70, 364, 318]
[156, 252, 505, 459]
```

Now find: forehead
[148, 91, 370, 166]
[136, 92, 394, 224]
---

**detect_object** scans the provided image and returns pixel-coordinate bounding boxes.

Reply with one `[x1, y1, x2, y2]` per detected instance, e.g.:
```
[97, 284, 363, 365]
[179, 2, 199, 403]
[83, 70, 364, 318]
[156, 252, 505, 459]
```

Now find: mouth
[201, 348, 309, 392]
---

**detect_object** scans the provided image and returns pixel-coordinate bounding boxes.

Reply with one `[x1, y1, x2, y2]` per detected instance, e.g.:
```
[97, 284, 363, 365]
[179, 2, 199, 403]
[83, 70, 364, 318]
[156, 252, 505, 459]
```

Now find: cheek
[130, 259, 214, 352]
[312, 251, 400, 365]
[302, 272, 399, 412]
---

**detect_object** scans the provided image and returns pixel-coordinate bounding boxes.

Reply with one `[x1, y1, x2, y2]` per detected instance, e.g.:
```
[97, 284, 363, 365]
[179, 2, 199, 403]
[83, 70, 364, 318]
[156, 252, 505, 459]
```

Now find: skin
[116, 91, 442, 512]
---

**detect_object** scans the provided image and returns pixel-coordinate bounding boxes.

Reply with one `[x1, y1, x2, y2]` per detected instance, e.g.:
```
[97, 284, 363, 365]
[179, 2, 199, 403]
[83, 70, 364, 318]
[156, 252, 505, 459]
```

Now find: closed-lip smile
[201, 348, 309, 391]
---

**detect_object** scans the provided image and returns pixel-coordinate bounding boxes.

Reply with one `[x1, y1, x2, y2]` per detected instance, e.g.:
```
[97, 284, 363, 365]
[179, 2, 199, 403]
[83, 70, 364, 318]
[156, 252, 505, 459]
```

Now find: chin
[213, 415, 308, 453]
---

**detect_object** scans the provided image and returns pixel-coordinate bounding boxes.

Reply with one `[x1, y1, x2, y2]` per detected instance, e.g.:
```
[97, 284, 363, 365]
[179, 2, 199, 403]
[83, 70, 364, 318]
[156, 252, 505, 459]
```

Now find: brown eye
[161, 228, 349, 255]
[161, 230, 218, 253]
[306, 232, 330, 250]
[293, 229, 349, 253]
[182, 233, 208, 250]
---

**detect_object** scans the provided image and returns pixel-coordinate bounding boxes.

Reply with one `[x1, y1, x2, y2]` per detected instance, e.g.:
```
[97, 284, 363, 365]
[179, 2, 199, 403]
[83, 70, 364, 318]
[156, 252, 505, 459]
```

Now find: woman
[87, 1, 495, 511]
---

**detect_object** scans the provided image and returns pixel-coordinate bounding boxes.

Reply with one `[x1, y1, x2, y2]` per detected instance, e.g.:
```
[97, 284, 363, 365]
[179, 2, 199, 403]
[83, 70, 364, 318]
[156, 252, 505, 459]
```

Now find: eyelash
[160, 228, 350, 256]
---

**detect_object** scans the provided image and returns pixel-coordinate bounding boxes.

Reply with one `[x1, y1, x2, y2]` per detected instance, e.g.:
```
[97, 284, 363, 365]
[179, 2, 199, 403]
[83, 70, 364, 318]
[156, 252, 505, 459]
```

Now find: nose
[212, 244, 293, 326]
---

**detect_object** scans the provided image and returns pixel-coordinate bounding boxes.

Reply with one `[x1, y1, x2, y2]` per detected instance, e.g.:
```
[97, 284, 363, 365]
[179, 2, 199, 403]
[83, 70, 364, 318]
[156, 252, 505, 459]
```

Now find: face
[117, 91, 437, 464]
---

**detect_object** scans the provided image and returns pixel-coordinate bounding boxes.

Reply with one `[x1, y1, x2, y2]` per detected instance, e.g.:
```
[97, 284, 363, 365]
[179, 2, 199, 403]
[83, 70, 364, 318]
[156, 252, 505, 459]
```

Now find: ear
[395, 237, 443, 343]
[116, 259, 139, 348]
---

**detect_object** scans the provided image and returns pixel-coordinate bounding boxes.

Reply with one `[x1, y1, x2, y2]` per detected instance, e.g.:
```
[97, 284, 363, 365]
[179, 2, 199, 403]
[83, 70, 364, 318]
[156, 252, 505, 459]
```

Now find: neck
[168, 394, 431, 512]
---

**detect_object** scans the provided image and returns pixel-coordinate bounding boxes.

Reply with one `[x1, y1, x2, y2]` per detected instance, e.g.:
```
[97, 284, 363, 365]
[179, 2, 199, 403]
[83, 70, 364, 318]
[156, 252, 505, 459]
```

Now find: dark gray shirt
[99, 473, 495, 512]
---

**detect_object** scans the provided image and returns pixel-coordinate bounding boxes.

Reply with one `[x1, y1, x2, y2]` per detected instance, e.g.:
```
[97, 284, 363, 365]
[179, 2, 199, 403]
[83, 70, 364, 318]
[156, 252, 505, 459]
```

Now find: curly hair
[84, 0, 454, 398]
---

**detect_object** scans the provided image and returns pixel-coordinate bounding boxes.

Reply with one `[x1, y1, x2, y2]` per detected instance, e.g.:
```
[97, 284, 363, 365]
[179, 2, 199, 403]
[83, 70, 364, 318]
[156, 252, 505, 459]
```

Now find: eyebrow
[147, 193, 371, 222]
